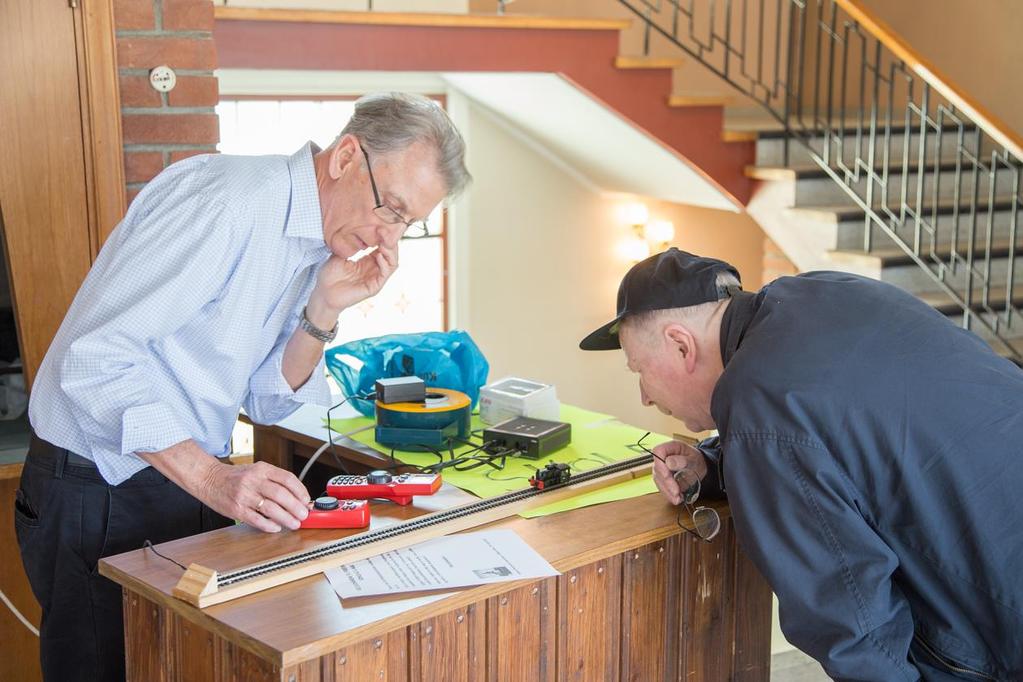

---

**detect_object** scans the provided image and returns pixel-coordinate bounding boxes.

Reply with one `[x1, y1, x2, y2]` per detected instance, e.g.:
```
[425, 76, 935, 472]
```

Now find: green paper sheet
[326, 404, 668, 518]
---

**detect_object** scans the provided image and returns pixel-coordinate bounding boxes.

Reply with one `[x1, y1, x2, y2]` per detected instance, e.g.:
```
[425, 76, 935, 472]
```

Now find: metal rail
[217, 453, 654, 589]
[620, 0, 1022, 360]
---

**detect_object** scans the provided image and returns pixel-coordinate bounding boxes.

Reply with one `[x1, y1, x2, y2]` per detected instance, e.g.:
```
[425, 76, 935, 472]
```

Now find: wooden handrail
[835, 0, 1023, 161]
[213, 6, 630, 32]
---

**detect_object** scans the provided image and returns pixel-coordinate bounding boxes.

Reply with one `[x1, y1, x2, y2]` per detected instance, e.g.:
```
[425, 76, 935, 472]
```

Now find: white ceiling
[217, 69, 738, 211]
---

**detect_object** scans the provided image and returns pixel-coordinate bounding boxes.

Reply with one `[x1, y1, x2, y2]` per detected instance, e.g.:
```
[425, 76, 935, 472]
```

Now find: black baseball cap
[579, 247, 741, 351]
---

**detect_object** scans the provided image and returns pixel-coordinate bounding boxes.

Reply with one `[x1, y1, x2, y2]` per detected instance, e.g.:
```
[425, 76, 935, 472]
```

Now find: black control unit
[483, 416, 572, 459]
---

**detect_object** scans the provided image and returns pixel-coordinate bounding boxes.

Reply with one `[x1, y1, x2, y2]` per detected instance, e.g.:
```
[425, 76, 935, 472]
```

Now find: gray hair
[338, 92, 471, 198]
[621, 270, 742, 336]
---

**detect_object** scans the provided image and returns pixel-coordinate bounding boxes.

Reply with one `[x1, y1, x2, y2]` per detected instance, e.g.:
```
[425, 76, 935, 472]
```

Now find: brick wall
[762, 236, 798, 285]
[113, 0, 220, 206]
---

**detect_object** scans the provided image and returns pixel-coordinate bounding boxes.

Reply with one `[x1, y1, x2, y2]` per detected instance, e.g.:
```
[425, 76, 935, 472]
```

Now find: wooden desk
[100, 409, 772, 681]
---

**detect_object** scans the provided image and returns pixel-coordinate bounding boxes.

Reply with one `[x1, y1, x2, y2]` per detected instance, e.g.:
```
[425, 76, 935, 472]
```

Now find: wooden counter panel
[680, 523, 733, 680]
[557, 556, 622, 681]
[333, 629, 408, 681]
[486, 577, 556, 682]
[123, 591, 170, 681]
[409, 603, 485, 682]
[621, 538, 677, 682]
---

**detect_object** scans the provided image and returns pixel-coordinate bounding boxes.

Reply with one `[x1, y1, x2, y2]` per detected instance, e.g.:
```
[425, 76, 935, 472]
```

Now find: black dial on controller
[366, 470, 392, 484]
[313, 496, 340, 511]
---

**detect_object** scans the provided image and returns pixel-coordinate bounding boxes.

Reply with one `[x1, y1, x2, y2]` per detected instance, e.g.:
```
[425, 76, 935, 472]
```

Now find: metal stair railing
[618, 0, 1022, 360]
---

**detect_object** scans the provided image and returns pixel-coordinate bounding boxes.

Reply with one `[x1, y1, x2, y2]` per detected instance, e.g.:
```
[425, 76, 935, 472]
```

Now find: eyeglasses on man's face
[634, 432, 721, 542]
[359, 143, 431, 239]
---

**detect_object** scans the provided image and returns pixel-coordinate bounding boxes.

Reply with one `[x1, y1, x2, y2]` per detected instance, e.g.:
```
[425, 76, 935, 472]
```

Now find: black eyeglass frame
[634, 432, 722, 542]
[359, 143, 431, 239]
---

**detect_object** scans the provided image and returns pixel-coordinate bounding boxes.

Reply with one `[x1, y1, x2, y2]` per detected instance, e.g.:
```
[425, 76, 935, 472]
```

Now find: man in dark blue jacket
[580, 247, 1023, 681]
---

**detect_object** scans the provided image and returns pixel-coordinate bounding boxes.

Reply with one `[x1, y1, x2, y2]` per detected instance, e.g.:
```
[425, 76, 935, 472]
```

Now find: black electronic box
[483, 416, 571, 459]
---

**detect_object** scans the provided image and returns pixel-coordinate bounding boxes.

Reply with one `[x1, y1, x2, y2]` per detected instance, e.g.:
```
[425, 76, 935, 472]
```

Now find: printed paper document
[324, 529, 559, 599]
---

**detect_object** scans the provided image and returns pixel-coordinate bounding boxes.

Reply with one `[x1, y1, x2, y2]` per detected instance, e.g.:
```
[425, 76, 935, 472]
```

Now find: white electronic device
[479, 377, 559, 425]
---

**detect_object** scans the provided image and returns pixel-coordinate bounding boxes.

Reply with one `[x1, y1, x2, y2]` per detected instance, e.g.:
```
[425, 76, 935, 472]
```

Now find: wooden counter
[100, 409, 772, 681]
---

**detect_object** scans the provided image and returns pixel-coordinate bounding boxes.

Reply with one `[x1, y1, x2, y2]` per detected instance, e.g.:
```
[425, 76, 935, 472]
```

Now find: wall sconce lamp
[618, 202, 675, 263]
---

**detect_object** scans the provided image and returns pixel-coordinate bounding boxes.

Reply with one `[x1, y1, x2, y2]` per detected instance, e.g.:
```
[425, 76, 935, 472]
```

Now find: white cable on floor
[1, 587, 39, 637]
[298, 424, 375, 483]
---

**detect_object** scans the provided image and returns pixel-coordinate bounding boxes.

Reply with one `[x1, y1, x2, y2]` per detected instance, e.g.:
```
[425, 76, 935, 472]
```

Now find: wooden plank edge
[723, 129, 758, 143]
[214, 6, 631, 31]
[744, 165, 795, 181]
[614, 56, 685, 69]
[667, 94, 733, 108]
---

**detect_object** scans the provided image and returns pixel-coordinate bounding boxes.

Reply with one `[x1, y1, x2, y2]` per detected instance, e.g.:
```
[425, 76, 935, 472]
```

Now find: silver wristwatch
[298, 306, 338, 343]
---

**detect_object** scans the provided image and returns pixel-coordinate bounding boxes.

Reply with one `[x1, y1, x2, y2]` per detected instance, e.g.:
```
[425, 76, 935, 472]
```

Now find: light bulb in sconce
[622, 202, 649, 227]
[618, 235, 651, 263]
[644, 219, 675, 250]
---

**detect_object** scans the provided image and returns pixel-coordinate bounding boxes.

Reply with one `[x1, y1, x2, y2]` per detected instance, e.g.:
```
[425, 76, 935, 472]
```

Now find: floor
[771, 649, 831, 681]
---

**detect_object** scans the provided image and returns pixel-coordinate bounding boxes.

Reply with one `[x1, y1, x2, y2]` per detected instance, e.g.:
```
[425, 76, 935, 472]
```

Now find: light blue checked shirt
[30, 144, 332, 485]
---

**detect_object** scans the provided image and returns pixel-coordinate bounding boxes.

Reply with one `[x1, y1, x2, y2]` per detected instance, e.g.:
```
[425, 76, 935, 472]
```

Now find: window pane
[331, 237, 445, 347]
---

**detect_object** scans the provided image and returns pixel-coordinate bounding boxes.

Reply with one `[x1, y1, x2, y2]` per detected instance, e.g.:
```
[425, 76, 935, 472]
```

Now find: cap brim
[579, 318, 622, 351]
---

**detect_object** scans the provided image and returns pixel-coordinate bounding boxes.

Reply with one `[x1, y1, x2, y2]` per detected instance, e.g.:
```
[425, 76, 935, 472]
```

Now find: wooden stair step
[830, 237, 1020, 267]
[614, 55, 685, 69]
[745, 159, 972, 181]
[915, 284, 1023, 315]
[725, 116, 975, 139]
[789, 196, 1020, 222]
[667, 94, 732, 108]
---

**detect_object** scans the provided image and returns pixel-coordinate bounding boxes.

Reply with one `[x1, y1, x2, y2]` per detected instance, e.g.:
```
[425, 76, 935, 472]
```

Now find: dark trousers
[13, 435, 233, 682]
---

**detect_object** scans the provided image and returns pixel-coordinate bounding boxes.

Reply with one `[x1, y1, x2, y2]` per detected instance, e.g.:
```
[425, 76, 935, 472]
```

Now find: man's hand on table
[140, 440, 310, 533]
[650, 440, 708, 506]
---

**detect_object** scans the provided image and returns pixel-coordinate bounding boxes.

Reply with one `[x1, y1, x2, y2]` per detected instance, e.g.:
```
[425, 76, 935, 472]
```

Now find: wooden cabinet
[0, 0, 124, 389]
[0, 3, 124, 681]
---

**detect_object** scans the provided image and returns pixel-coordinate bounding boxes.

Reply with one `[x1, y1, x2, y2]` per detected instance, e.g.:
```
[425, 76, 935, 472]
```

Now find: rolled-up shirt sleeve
[57, 167, 237, 476]
[244, 321, 331, 424]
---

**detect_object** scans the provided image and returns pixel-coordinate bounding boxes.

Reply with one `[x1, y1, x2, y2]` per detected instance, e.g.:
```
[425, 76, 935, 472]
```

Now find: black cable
[142, 540, 187, 571]
[324, 393, 374, 475]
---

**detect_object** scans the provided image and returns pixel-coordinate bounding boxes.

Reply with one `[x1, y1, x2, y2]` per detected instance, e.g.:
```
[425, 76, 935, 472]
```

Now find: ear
[328, 134, 359, 180]
[664, 324, 698, 373]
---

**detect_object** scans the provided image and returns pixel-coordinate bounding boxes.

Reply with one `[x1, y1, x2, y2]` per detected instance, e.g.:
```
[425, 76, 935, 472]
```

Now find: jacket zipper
[913, 633, 997, 681]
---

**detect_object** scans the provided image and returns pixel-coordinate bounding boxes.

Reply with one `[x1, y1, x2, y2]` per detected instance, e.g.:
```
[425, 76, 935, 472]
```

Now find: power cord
[0, 587, 38, 637]
[298, 394, 375, 483]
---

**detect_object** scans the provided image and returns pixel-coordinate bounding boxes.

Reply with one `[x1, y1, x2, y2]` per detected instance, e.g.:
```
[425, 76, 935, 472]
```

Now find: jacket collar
[718, 290, 761, 367]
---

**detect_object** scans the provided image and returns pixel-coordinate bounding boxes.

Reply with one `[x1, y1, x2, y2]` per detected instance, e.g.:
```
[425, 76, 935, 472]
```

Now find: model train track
[173, 453, 653, 608]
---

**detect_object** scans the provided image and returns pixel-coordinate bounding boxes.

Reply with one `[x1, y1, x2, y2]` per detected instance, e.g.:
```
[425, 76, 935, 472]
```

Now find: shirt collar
[285, 142, 327, 246]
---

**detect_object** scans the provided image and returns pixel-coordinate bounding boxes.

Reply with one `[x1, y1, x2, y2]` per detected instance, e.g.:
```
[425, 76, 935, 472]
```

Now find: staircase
[212, 2, 1022, 362]
[621, 0, 1023, 362]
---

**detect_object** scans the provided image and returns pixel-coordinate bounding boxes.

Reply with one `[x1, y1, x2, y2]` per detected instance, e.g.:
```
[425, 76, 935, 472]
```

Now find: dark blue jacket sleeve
[724, 433, 921, 682]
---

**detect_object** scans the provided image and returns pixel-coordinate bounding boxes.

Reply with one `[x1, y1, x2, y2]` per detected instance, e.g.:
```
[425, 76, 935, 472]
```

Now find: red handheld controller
[299, 496, 370, 529]
[326, 470, 442, 506]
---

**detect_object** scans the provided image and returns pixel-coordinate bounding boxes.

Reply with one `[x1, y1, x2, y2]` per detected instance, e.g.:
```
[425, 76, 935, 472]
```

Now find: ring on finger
[256, 497, 265, 511]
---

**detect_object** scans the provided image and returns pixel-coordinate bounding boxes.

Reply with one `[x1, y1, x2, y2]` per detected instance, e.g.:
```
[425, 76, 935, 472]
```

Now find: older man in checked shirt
[15, 92, 470, 682]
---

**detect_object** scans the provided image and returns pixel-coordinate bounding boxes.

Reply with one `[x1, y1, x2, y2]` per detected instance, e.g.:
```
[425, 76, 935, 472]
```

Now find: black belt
[27, 434, 97, 469]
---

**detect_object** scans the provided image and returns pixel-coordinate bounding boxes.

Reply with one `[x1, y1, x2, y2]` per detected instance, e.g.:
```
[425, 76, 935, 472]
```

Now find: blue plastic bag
[325, 330, 490, 418]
